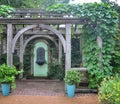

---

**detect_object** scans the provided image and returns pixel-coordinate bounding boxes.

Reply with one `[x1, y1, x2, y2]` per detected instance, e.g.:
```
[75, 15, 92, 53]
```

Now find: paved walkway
[11, 80, 65, 96]
[0, 80, 99, 104]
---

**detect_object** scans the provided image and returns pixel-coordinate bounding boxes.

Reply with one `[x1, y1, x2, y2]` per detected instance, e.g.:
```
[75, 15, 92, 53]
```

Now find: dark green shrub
[0, 53, 19, 67]
[48, 61, 65, 80]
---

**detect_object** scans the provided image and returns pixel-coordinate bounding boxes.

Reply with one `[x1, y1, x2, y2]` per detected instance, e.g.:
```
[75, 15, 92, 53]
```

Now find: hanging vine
[80, 3, 119, 88]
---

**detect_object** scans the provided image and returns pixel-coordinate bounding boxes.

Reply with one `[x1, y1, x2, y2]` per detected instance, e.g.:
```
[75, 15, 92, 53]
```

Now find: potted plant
[0, 64, 23, 96]
[64, 70, 83, 98]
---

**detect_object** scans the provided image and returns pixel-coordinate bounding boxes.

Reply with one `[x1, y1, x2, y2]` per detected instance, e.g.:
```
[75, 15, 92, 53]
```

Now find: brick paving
[0, 80, 99, 104]
[11, 80, 65, 96]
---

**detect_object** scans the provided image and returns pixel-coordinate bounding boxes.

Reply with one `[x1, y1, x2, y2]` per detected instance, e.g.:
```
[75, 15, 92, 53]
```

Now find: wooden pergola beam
[7, 24, 13, 66]
[65, 24, 72, 72]
[19, 35, 24, 78]
[0, 18, 89, 24]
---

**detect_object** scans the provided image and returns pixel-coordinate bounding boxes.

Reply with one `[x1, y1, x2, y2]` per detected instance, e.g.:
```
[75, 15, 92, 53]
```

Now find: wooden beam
[97, 36, 102, 68]
[58, 39, 62, 63]
[71, 68, 87, 71]
[12, 25, 37, 53]
[0, 18, 89, 24]
[65, 24, 72, 73]
[12, 24, 66, 53]
[39, 24, 66, 53]
[19, 35, 24, 79]
[7, 24, 13, 66]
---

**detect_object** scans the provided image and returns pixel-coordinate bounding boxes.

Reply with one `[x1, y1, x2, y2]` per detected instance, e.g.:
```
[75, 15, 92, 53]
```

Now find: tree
[0, 0, 25, 8]
[0, 0, 42, 8]
[41, 0, 55, 9]
[101, 0, 110, 3]
[40, 0, 70, 9]
[55, 0, 69, 4]
[0, 0, 70, 9]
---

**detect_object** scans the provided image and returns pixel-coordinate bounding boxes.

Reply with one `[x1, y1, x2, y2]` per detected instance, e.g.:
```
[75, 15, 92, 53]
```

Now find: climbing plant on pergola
[47, 3, 119, 88]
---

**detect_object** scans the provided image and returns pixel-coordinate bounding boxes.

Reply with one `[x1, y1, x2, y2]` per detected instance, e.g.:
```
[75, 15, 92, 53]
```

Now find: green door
[34, 42, 48, 77]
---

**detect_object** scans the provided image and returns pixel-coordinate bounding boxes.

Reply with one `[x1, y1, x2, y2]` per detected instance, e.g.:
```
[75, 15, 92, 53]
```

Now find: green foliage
[71, 38, 82, 67]
[46, 4, 70, 14]
[64, 70, 83, 85]
[41, 0, 57, 9]
[81, 3, 119, 88]
[111, 30, 120, 74]
[0, 53, 6, 64]
[0, 64, 23, 89]
[98, 75, 120, 104]
[41, 0, 70, 9]
[0, 0, 70, 9]
[0, 0, 24, 8]
[48, 61, 64, 80]
[0, 5, 15, 17]
[21, 0, 42, 8]
[47, 3, 119, 88]
[0, 53, 20, 67]
[23, 43, 34, 77]
[0, 0, 42, 8]
[0, 5, 15, 38]
[101, 0, 110, 3]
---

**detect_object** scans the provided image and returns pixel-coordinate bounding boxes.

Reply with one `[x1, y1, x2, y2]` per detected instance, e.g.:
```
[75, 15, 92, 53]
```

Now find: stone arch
[22, 35, 58, 54]
[12, 24, 66, 53]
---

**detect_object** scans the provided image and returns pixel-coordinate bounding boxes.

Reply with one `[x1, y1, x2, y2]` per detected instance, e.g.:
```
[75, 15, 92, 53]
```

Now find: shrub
[98, 75, 120, 104]
[48, 61, 65, 80]
[0, 64, 23, 89]
[64, 70, 83, 85]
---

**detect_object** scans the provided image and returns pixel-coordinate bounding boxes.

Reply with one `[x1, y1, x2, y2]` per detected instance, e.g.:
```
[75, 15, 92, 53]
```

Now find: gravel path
[0, 94, 99, 104]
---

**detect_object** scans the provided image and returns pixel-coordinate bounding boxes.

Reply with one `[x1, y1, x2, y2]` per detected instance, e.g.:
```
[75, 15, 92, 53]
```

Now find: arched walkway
[12, 24, 66, 53]
[7, 23, 72, 74]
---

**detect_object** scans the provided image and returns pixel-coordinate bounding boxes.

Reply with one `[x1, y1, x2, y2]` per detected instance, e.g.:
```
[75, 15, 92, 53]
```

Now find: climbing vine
[47, 3, 119, 88]
[81, 3, 119, 88]
[0, 5, 15, 41]
[0, 5, 15, 17]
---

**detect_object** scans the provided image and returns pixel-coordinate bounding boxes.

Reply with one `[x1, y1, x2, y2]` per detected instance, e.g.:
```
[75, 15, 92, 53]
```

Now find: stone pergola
[0, 10, 89, 77]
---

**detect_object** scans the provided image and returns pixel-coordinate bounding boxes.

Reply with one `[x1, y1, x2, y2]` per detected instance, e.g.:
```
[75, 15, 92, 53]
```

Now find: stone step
[76, 87, 98, 93]
[20, 78, 60, 82]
